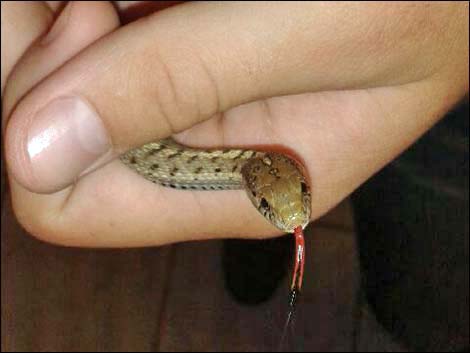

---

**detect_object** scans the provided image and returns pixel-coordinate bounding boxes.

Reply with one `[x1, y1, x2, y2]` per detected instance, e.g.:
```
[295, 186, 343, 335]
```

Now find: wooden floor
[2, 179, 405, 351]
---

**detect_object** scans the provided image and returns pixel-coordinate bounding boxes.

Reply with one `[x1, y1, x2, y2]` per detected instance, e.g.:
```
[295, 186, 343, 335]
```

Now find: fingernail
[41, 2, 73, 45]
[27, 96, 111, 190]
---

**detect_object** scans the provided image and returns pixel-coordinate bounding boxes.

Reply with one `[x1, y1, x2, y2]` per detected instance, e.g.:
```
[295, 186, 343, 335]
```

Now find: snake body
[120, 138, 311, 233]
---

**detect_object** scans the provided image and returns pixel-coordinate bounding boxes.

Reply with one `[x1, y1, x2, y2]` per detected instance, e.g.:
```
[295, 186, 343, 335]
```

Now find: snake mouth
[279, 211, 310, 233]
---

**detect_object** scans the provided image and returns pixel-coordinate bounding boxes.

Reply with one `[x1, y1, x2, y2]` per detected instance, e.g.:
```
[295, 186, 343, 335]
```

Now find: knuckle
[135, 46, 221, 134]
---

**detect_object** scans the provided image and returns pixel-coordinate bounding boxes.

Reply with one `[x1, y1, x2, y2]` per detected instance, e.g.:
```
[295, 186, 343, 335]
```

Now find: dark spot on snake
[150, 164, 159, 170]
[211, 156, 219, 162]
[180, 185, 187, 190]
[130, 156, 136, 164]
[188, 155, 198, 162]
[148, 145, 166, 155]
[260, 198, 269, 210]
[194, 167, 203, 174]
[214, 168, 221, 173]
[301, 182, 308, 194]
[252, 190, 257, 197]
[233, 151, 244, 160]
[167, 152, 180, 159]
[231, 165, 238, 173]
[169, 184, 177, 188]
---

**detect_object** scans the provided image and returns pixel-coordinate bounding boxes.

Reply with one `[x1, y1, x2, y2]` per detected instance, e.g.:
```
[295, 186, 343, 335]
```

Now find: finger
[1, 1, 52, 202]
[1, 1, 52, 95]
[5, 2, 467, 192]
[4, 2, 119, 235]
[4, 1, 120, 121]
[4, 1, 119, 193]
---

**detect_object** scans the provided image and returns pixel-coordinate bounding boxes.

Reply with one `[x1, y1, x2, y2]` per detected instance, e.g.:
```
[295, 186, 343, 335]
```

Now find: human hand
[3, 1, 468, 247]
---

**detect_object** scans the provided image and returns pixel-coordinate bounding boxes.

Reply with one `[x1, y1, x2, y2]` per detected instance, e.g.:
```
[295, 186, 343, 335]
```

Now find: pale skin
[2, 1, 468, 248]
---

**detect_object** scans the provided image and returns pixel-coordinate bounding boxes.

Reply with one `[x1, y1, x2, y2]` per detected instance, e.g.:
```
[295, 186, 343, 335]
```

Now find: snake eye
[260, 198, 269, 210]
[301, 182, 308, 194]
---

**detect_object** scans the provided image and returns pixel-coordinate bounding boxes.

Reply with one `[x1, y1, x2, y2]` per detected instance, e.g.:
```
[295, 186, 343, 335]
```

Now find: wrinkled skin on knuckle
[133, 42, 221, 138]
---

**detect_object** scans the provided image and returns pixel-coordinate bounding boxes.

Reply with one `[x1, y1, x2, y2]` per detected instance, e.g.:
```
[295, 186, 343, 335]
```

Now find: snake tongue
[287, 225, 305, 311]
[291, 226, 305, 289]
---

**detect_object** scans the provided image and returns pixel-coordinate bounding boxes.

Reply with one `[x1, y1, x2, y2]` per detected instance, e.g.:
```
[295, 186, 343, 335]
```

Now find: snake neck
[120, 138, 263, 190]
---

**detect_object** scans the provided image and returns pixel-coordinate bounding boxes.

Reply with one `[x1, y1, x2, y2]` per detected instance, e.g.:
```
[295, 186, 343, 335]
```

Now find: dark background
[353, 100, 469, 351]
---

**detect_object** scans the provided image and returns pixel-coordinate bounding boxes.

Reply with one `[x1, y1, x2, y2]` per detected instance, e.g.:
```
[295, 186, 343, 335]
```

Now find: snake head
[241, 153, 311, 233]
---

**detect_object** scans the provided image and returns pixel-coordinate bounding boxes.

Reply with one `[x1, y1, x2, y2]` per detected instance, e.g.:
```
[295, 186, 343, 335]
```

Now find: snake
[119, 138, 312, 300]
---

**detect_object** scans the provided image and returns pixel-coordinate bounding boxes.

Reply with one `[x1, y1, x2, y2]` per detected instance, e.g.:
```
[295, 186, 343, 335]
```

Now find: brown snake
[120, 137, 312, 320]
[120, 138, 312, 233]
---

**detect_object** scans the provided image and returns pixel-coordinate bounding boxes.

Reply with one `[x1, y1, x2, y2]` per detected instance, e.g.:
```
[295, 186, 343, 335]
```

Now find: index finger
[5, 1, 461, 193]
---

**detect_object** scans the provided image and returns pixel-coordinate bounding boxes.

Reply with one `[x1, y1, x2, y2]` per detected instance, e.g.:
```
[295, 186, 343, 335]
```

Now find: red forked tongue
[291, 225, 305, 292]
[281, 226, 306, 349]
[280, 225, 306, 350]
